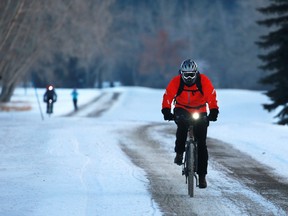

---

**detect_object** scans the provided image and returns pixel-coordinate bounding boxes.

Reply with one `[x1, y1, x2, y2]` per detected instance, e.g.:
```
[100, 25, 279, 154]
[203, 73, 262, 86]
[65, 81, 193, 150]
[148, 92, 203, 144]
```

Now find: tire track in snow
[64, 93, 105, 117]
[121, 123, 288, 216]
[65, 92, 121, 117]
[208, 137, 288, 213]
[86, 92, 120, 117]
[64, 90, 287, 214]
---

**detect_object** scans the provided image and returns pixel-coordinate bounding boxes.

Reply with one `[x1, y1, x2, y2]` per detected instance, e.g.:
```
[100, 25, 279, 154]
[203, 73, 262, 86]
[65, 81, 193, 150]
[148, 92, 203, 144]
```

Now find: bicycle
[46, 99, 54, 116]
[181, 112, 206, 197]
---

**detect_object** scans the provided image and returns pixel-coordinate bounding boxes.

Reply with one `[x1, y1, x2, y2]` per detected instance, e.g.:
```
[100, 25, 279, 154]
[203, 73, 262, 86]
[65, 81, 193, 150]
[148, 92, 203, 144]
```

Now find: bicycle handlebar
[172, 113, 209, 125]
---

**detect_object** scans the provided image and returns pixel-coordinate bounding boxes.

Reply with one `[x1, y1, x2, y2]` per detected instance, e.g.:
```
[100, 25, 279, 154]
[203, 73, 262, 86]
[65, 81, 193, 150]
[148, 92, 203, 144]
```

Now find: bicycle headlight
[192, 112, 200, 120]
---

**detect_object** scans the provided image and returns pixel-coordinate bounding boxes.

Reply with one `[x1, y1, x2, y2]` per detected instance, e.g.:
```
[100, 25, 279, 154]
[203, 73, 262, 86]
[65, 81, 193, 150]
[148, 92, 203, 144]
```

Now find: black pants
[174, 108, 209, 175]
[73, 99, 78, 110]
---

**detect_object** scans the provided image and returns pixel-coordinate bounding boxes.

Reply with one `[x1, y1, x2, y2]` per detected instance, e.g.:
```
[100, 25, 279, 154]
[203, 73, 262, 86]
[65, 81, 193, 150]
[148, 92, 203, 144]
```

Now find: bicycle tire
[187, 142, 194, 197]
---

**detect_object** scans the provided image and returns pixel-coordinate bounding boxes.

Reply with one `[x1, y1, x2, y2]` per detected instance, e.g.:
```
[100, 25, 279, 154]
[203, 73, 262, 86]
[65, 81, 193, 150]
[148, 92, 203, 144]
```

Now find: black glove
[208, 108, 219, 121]
[161, 108, 174, 121]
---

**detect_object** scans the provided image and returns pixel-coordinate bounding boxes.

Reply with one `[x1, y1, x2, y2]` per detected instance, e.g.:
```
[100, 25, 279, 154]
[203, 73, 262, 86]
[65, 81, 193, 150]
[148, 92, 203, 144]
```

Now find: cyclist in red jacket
[161, 59, 219, 188]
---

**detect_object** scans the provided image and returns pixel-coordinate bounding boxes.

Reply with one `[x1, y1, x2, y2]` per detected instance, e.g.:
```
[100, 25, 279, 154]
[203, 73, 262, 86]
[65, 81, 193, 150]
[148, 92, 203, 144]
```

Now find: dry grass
[0, 101, 32, 112]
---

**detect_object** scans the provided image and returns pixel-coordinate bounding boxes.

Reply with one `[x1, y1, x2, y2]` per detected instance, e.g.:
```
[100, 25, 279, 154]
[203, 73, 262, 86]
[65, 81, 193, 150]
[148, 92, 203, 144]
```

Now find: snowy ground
[0, 86, 287, 215]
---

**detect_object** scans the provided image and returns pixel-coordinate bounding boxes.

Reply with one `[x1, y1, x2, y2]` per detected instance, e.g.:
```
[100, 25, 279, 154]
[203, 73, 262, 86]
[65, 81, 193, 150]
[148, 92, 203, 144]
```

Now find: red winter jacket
[162, 74, 218, 113]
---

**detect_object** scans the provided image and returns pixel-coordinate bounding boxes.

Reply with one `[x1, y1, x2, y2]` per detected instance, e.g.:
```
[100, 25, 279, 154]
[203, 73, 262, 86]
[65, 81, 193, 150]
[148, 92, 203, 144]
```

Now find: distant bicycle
[179, 112, 207, 197]
[46, 99, 54, 115]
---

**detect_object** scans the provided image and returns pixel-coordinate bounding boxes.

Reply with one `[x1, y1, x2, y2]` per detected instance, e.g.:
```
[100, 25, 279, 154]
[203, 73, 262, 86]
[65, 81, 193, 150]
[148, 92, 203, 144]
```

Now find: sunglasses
[182, 71, 197, 79]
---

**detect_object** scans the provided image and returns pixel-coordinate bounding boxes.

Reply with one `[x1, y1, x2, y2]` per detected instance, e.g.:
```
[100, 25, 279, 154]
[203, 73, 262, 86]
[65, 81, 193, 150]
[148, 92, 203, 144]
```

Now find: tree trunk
[0, 82, 16, 102]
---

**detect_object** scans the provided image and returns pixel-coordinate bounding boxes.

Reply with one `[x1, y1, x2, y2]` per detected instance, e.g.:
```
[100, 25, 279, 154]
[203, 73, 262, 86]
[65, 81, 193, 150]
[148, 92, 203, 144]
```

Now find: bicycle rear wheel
[187, 142, 195, 197]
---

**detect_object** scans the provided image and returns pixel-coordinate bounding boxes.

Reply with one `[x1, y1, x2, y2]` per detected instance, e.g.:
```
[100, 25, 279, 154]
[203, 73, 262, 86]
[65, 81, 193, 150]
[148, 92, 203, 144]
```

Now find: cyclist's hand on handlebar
[161, 108, 174, 121]
[208, 108, 219, 122]
[166, 113, 174, 121]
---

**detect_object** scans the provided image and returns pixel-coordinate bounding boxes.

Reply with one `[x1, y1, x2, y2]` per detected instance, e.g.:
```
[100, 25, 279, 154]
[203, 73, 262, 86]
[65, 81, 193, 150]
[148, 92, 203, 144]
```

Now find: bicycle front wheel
[187, 142, 195, 197]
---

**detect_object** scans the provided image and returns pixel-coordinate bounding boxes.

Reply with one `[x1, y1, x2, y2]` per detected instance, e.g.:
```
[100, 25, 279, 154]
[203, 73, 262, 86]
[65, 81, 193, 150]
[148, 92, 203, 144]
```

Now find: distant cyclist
[43, 85, 57, 114]
[161, 59, 219, 188]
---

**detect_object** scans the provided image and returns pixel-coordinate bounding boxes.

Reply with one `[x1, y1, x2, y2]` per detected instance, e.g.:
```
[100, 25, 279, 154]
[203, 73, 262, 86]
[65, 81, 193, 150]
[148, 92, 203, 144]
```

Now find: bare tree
[139, 30, 185, 83]
[0, 0, 69, 101]
[31, 0, 115, 88]
[0, 0, 38, 102]
[0, 0, 115, 101]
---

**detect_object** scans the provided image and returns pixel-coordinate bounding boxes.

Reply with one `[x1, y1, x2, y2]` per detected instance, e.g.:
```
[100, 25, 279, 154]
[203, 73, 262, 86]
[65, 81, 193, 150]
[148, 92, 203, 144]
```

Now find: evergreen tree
[256, 0, 288, 125]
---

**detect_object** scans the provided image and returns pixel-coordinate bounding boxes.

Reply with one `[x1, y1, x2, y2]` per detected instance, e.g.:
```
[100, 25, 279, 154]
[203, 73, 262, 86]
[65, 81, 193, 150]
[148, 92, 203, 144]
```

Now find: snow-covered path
[0, 87, 288, 215]
[0, 115, 161, 215]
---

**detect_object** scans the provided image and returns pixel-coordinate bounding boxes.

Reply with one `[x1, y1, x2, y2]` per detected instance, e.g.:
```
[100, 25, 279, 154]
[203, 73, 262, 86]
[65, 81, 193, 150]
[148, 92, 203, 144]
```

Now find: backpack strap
[175, 76, 185, 98]
[195, 74, 203, 95]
